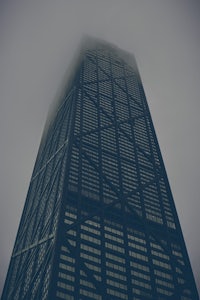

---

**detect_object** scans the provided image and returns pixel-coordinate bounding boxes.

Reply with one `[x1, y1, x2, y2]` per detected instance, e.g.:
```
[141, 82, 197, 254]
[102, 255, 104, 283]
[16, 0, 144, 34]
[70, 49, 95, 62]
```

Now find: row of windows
[105, 252, 125, 264]
[98, 61, 110, 75]
[64, 218, 76, 226]
[103, 187, 117, 201]
[65, 211, 77, 220]
[81, 225, 100, 236]
[144, 199, 161, 211]
[127, 228, 145, 237]
[132, 287, 151, 298]
[115, 108, 129, 119]
[163, 200, 172, 210]
[130, 261, 150, 273]
[83, 105, 98, 118]
[106, 261, 126, 273]
[100, 114, 113, 127]
[85, 262, 101, 274]
[115, 93, 128, 105]
[132, 278, 152, 290]
[165, 209, 174, 217]
[143, 185, 160, 198]
[82, 177, 99, 187]
[83, 74, 97, 84]
[82, 148, 99, 162]
[60, 253, 75, 264]
[172, 250, 183, 258]
[105, 242, 125, 253]
[58, 272, 75, 282]
[106, 270, 127, 281]
[135, 134, 150, 149]
[111, 65, 124, 78]
[80, 244, 101, 255]
[155, 278, 174, 289]
[101, 142, 117, 154]
[165, 214, 175, 223]
[128, 242, 147, 253]
[83, 122, 98, 132]
[138, 158, 154, 174]
[167, 221, 176, 229]
[105, 232, 124, 243]
[135, 136, 151, 152]
[129, 251, 148, 262]
[146, 213, 163, 224]
[152, 259, 171, 270]
[61, 245, 70, 253]
[135, 119, 147, 132]
[140, 174, 155, 186]
[119, 147, 135, 161]
[150, 242, 163, 251]
[57, 281, 74, 291]
[145, 207, 162, 218]
[177, 258, 185, 266]
[80, 252, 101, 264]
[107, 279, 127, 290]
[129, 98, 145, 116]
[59, 263, 75, 273]
[128, 200, 142, 215]
[131, 270, 150, 281]
[101, 136, 116, 148]
[80, 288, 102, 300]
[80, 279, 95, 289]
[107, 288, 128, 299]
[81, 233, 101, 245]
[56, 291, 74, 300]
[104, 218, 122, 228]
[98, 82, 112, 97]
[140, 167, 155, 179]
[123, 180, 137, 191]
[157, 287, 173, 296]
[85, 218, 100, 228]
[154, 269, 172, 280]
[83, 134, 98, 146]
[85, 262, 101, 273]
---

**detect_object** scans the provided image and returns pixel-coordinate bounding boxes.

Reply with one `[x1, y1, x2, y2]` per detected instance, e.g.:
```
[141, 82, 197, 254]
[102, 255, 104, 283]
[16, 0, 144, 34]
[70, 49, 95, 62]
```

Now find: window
[107, 279, 127, 290]
[57, 281, 74, 291]
[58, 272, 75, 282]
[129, 251, 148, 262]
[56, 291, 74, 299]
[80, 233, 101, 245]
[105, 253, 125, 264]
[59, 263, 75, 272]
[80, 252, 101, 264]
[80, 288, 102, 300]
[80, 244, 101, 255]
[132, 279, 151, 290]
[105, 242, 125, 253]
[107, 288, 128, 299]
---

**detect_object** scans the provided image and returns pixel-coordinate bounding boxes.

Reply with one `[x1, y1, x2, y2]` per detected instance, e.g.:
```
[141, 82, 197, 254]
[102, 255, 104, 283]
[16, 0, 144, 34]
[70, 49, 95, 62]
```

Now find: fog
[1, 0, 200, 295]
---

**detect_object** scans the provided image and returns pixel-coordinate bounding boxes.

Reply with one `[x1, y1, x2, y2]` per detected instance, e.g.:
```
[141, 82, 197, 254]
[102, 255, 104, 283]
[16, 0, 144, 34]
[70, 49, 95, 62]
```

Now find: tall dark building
[2, 38, 198, 300]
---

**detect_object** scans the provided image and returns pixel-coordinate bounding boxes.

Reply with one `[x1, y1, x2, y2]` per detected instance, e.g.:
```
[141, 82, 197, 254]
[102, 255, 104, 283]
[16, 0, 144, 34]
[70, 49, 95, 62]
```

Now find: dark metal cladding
[2, 38, 199, 300]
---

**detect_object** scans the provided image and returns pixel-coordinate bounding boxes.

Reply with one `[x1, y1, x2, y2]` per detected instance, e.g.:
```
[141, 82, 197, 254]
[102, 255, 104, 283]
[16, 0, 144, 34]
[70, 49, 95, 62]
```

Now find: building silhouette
[2, 38, 199, 300]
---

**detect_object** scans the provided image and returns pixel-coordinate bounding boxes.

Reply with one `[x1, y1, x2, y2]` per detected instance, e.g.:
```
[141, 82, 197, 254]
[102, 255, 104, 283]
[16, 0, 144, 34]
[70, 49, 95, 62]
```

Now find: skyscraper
[2, 38, 198, 300]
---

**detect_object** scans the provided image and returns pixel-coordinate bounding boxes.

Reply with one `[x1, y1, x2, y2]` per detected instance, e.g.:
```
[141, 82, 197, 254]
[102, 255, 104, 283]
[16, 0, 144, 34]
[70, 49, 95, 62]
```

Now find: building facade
[2, 39, 199, 300]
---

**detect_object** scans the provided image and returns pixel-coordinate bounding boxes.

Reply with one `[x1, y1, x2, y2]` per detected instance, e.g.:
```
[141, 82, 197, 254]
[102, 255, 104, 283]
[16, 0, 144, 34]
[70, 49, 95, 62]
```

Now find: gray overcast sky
[1, 0, 200, 295]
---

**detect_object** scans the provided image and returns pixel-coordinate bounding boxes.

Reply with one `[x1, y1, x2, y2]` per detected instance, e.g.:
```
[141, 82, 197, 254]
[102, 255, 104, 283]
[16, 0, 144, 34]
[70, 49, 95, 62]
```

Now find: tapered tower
[2, 38, 198, 300]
